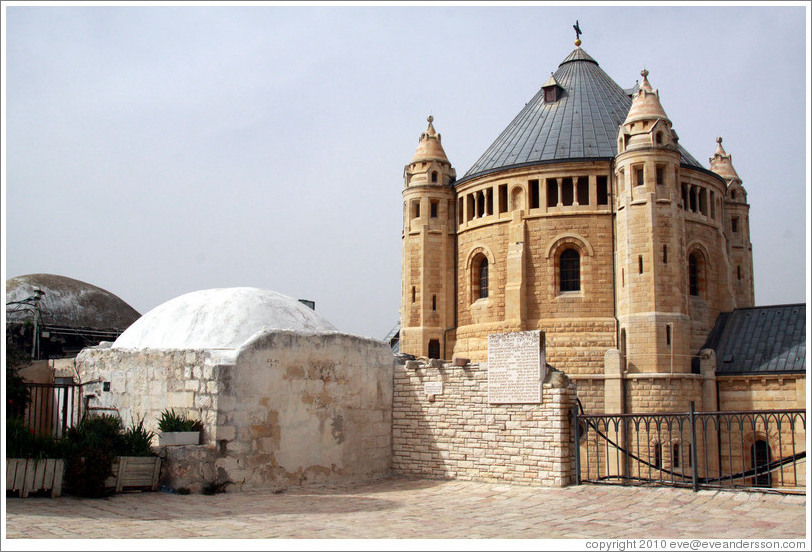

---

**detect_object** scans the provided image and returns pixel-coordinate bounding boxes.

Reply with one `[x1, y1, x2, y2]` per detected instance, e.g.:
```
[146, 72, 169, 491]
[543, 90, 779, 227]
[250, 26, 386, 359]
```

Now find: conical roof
[709, 137, 741, 182]
[411, 115, 450, 164]
[459, 47, 703, 183]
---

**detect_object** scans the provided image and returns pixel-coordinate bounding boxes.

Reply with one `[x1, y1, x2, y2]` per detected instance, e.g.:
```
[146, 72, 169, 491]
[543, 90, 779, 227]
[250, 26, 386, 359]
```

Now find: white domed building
[76, 287, 392, 492]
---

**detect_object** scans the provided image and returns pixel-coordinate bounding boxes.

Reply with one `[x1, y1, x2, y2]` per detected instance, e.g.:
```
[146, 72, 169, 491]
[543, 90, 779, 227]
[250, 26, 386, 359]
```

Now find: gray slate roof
[703, 304, 806, 375]
[459, 47, 704, 184]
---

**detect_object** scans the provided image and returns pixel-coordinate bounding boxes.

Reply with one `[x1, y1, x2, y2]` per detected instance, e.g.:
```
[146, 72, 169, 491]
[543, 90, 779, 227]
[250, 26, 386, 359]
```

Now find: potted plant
[157, 409, 203, 446]
[106, 418, 161, 492]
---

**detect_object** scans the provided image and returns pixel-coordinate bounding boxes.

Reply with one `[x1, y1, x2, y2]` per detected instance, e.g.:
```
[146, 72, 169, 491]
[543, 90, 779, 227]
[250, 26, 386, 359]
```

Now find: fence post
[689, 401, 699, 492]
[572, 404, 581, 485]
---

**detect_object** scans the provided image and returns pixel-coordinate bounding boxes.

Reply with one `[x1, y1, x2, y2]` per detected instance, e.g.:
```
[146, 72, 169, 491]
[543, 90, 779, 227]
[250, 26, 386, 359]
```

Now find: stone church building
[398, 40, 805, 419]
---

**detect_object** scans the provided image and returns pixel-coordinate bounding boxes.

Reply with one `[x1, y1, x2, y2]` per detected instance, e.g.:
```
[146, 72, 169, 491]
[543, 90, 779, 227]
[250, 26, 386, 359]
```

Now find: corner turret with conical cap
[710, 137, 754, 307]
[401, 116, 457, 360]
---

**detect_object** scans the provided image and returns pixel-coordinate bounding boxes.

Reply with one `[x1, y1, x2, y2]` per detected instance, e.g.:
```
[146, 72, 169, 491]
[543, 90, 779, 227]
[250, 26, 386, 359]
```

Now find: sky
[2, 2, 810, 341]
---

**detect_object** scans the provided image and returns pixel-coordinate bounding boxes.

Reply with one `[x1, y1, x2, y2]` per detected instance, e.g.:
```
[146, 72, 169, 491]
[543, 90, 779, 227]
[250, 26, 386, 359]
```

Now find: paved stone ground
[4, 477, 807, 540]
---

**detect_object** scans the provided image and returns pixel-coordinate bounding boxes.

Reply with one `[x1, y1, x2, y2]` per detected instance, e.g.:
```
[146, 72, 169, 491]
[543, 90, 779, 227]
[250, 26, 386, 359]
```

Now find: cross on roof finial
[573, 20, 582, 40]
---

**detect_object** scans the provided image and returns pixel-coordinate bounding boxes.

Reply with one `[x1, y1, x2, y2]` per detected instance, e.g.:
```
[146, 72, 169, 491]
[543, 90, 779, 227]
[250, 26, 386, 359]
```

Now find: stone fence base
[392, 359, 576, 486]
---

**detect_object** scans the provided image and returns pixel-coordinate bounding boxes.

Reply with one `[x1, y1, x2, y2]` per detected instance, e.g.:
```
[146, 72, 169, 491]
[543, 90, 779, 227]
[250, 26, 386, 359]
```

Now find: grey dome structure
[6, 273, 141, 359]
[459, 47, 704, 184]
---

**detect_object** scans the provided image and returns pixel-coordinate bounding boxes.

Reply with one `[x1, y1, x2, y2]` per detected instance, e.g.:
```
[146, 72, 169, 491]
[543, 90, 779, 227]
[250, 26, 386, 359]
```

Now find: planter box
[6, 458, 65, 498]
[159, 431, 200, 446]
[104, 456, 162, 492]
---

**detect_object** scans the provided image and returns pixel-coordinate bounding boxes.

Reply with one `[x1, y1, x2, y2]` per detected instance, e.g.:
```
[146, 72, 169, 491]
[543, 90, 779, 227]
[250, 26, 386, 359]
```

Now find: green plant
[63, 414, 124, 498]
[157, 409, 203, 433]
[5, 417, 66, 459]
[122, 418, 157, 457]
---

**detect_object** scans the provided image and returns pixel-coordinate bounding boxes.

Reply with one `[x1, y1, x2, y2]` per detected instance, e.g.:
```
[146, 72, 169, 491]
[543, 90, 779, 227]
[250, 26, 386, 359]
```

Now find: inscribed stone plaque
[424, 381, 443, 396]
[487, 330, 547, 404]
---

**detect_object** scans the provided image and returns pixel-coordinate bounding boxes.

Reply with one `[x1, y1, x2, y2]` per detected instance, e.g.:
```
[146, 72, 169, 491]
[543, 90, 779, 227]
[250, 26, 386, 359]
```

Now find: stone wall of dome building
[76, 331, 392, 492]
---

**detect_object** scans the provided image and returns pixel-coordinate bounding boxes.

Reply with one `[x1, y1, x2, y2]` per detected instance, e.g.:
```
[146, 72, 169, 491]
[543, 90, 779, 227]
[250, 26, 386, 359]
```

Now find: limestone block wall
[217, 331, 393, 491]
[392, 359, 576, 486]
[76, 344, 224, 442]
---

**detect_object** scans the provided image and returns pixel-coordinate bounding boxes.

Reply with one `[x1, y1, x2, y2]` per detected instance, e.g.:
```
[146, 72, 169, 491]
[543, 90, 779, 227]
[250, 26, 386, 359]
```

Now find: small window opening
[414, 201, 421, 219]
[635, 167, 644, 187]
[478, 258, 489, 299]
[466, 194, 474, 221]
[731, 217, 739, 233]
[638, 255, 643, 274]
[596, 176, 609, 205]
[663, 244, 668, 264]
[411, 286, 416, 303]
[430, 200, 438, 218]
[529, 180, 540, 209]
[477, 191, 485, 217]
[577, 176, 589, 205]
[432, 294, 437, 311]
[731, 190, 737, 200]
[689, 253, 699, 296]
[666, 324, 671, 347]
[485, 188, 493, 215]
[458, 197, 464, 225]
[656, 166, 664, 186]
[546, 179, 558, 207]
[737, 265, 742, 280]
[498, 184, 508, 213]
[656, 131, 663, 144]
[431, 171, 438, 183]
[561, 177, 574, 206]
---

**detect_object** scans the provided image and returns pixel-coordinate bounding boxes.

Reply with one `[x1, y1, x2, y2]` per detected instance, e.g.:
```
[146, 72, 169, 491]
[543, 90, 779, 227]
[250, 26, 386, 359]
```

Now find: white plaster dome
[113, 287, 337, 350]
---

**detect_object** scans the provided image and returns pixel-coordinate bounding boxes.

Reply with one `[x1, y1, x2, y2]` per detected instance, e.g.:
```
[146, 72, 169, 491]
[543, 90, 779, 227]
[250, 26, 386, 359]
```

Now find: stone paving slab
[3, 477, 807, 541]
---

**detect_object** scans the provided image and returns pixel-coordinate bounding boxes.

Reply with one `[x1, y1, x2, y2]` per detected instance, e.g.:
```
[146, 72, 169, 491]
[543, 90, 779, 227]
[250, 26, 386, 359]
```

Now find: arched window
[560, 248, 581, 292]
[478, 258, 489, 299]
[689, 253, 700, 296]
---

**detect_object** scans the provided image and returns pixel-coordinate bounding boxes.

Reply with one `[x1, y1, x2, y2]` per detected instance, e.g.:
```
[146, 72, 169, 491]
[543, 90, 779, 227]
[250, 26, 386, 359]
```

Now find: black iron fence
[573, 401, 806, 492]
[21, 382, 85, 438]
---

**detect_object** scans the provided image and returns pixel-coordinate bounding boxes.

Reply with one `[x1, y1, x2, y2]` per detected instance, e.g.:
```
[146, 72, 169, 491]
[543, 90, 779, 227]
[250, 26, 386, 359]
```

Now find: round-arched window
[560, 248, 581, 292]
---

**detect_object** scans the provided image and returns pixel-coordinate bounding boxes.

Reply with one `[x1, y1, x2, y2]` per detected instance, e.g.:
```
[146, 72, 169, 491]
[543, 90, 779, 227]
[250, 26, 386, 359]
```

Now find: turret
[710, 137, 754, 306]
[614, 69, 691, 375]
[400, 116, 457, 359]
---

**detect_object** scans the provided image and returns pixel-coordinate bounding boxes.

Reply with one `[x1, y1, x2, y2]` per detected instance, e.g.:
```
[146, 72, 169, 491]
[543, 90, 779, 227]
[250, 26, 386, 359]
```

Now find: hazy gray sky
[3, 3, 809, 340]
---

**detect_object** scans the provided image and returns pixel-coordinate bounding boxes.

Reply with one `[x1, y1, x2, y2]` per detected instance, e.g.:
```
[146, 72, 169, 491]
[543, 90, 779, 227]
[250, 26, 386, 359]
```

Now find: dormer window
[542, 74, 563, 103]
[544, 87, 558, 102]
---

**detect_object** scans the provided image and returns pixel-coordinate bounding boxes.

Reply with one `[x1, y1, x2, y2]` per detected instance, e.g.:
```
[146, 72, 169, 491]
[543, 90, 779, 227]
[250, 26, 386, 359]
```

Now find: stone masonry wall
[392, 359, 576, 486]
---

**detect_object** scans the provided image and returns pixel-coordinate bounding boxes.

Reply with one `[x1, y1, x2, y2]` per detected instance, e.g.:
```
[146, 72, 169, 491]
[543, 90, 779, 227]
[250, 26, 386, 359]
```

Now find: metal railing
[21, 382, 85, 438]
[573, 401, 806, 492]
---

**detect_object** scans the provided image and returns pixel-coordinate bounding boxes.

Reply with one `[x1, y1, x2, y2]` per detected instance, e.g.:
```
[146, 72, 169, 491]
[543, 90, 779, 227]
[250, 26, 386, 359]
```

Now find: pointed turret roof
[458, 47, 704, 184]
[623, 69, 670, 125]
[709, 137, 741, 182]
[411, 115, 450, 164]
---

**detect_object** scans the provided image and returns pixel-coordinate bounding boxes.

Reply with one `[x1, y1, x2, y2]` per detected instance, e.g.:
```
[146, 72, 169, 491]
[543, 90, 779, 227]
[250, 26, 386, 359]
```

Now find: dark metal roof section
[703, 304, 806, 375]
[458, 47, 704, 184]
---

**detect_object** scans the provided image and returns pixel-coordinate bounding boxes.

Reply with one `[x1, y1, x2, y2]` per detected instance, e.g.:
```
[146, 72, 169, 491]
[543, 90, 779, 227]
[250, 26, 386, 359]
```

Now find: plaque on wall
[424, 381, 443, 396]
[487, 330, 547, 404]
